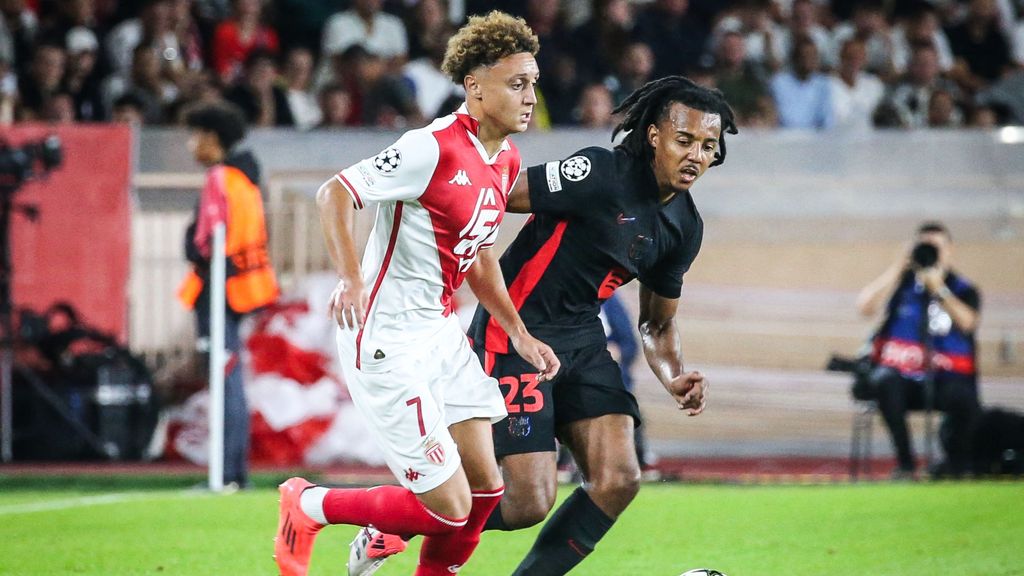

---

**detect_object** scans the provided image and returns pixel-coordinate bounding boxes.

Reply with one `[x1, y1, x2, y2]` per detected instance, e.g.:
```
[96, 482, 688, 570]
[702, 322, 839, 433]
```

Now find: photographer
[857, 222, 981, 479]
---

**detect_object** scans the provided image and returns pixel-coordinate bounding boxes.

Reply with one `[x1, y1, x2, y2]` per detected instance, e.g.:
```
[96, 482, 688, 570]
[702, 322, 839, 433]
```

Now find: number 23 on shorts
[498, 373, 544, 414]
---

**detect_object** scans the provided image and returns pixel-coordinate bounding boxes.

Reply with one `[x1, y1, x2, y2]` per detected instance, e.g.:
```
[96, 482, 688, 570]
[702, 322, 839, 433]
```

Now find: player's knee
[502, 498, 551, 529]
[592, 464, 641, 504]
[431, 490, 473, 522]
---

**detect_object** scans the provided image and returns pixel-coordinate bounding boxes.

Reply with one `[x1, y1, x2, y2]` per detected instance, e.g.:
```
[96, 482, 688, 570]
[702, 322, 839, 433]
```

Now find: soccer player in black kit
[353, 76, 736, 575]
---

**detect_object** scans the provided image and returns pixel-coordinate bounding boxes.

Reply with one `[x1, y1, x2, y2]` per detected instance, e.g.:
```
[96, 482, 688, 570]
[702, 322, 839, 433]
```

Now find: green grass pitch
[1, 480, 1022, 575]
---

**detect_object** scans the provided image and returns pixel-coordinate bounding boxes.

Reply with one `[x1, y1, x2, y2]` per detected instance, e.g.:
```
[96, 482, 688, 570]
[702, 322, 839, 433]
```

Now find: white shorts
[336, 316, 507, 493]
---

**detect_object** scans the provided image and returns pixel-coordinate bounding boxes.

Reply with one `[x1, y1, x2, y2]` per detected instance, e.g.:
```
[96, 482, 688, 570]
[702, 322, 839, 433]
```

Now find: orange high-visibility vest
[177, 166, 279, 313]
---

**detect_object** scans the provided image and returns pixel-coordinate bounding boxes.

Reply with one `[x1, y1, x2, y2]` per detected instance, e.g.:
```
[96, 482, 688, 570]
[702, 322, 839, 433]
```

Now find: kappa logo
[372, 147, 402, 175]
[448, 169, 471, 186]
[560, 155, 591, 182]
[405, 468, 422, 482]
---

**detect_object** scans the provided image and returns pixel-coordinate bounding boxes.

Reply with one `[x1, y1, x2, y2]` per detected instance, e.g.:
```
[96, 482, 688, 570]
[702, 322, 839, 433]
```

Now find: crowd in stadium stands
[3, 0, 1023, 129]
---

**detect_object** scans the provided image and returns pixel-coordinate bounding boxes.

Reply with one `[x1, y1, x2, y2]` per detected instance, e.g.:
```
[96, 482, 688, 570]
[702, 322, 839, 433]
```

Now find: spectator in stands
[283, 46, 321, 131]
[179, 102, 278, 490]
[891, 5, 954, 75]
[15, 41, 65, 120]
[975, 68, 1024, 125]
[315, 81, 351, 128]
[726, 0, 786, 72]
[402, 28, 462, 120]
[714, 29, 775, 127]
[603, 41, 654, 105]
[224, 49, 293, 127]
[211, 0, 279, 85]
[574, 82, 615, 128]
[569, 0, 635, 85]
[634, 0, 709, 78]
[829, 1, 895, 79]
[779, 0, 833, 69]
[321, 0, 407, 71]
[64, 26, 104, 121]
[875, 43, 961, 129]
[857, 221, 981, 479]
[330, 43, 421, 128]
[927, 88, 964, 127]
[105, 0, 177, 79]
[111, 91, 146, 125]
[404, 0, 450, 62]
[1, 0, 38, 79]
[0, 51, 14, 124]
[770, 35, 834, 128]
[171, 0, 205, 73]
[946, 0, 1014, 93]
[38, 0, 99, 46]
[830, 38, 885, 131]
[42, 90, 76, 122]
[103, 43, 178, 124]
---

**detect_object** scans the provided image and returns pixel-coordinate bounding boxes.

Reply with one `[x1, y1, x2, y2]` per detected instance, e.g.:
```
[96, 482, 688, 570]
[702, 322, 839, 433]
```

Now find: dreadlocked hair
[612, 76, 738, 167]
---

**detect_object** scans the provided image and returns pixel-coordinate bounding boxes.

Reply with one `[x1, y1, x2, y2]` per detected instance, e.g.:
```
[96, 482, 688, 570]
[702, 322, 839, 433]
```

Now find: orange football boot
[274, 477, 324, 576]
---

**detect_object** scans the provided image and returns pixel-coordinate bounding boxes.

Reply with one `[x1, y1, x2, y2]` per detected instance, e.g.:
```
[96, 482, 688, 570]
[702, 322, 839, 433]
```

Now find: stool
[849, 400, 877, 481]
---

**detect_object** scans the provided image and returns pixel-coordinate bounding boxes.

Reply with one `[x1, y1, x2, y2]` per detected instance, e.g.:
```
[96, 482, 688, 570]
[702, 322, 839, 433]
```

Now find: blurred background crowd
[3, 0, 1024, 130]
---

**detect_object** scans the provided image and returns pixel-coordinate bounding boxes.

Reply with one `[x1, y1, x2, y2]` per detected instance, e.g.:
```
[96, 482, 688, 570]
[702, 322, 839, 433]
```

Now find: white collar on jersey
[455, 103, 512, 166]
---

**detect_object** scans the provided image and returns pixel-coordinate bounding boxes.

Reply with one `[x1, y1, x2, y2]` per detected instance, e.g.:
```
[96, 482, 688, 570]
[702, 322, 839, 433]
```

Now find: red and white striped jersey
[335, 105, 521, 371]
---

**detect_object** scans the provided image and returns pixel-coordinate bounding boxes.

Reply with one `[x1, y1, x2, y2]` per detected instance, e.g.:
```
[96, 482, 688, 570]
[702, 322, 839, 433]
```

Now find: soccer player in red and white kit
[273, 11, 559, 576]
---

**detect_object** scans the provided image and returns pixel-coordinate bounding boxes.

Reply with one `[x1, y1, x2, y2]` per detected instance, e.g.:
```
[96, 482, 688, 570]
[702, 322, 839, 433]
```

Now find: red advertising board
[6, 124, 132, 341]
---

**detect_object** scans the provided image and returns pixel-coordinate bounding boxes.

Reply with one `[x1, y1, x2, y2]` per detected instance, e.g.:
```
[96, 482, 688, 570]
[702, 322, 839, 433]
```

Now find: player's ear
[647, 124, 659, 150]
[464, 74, 483, 100]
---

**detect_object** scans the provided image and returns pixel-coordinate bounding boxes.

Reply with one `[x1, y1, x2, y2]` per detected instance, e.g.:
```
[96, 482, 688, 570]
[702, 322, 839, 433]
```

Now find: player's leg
[416, 417, 505, 575]
[482, 347, 563, 531]
[510, 414, 639, 576]
[510, 345, 641, 576]
[485, 451, 558, 530]
[275, 347, 470, 576]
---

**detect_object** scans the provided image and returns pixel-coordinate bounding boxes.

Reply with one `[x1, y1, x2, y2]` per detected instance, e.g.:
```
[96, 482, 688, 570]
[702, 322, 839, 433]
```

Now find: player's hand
[328, 275, 368, 330]
[510, 334, 561, 382]
[668, 371, 708, 416]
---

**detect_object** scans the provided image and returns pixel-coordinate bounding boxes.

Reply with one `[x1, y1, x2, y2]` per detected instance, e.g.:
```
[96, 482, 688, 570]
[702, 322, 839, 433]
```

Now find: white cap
[66, 26, 99, 55]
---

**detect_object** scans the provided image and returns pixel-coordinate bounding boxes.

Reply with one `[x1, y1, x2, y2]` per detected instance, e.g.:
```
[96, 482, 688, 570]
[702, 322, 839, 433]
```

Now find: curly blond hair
[441, 11, 539, 85]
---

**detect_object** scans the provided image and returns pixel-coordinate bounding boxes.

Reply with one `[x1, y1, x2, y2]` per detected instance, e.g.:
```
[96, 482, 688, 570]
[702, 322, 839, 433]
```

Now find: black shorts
[478, 343, 642, 458]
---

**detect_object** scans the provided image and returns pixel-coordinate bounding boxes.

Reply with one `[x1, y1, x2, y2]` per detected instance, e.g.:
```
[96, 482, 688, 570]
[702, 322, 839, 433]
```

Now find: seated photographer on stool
[856, 222, 981, 479]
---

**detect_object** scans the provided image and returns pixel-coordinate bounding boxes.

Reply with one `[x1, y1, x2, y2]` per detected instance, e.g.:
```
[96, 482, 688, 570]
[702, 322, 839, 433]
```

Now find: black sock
[482, 500, 511, 532]
[511, 487, 615, 576]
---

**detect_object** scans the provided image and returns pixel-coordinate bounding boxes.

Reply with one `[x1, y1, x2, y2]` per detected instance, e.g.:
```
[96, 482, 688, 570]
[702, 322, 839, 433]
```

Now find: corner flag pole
[208, 222, 226, 492]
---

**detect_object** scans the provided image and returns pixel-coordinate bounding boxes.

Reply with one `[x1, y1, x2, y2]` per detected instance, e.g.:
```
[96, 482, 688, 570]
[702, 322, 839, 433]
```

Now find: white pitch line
[0, 490, 207, 516]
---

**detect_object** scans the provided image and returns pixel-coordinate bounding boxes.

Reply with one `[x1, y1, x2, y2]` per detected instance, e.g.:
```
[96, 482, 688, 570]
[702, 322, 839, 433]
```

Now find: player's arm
[466, 249, 560, 381]
[637, 284, 707, 416]
[509, 147, 612, 216]
[506, 169, 531, 213]
[316, 176, 367, 330]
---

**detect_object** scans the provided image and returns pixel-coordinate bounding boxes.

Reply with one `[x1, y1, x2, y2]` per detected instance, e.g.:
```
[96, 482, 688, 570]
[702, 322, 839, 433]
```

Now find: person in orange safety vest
[178, 102, 278, 489]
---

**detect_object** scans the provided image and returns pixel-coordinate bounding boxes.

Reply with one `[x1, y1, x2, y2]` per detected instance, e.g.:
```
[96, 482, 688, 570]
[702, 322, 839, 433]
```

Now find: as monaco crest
[424, 438, 446, 466]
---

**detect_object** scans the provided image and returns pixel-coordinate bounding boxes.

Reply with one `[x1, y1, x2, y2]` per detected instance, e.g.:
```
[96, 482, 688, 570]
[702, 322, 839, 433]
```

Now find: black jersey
[468, 146, 703, 354]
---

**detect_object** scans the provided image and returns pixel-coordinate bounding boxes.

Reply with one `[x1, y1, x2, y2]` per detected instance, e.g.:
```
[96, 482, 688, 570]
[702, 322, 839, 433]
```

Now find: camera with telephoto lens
[0, 135, 63, 192]
[911, 241, 939, 269]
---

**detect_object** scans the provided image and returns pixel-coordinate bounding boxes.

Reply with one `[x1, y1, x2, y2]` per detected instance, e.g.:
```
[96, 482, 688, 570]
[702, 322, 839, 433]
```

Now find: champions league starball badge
[560, 155, 591, 182]
[373, 147, 402, 175]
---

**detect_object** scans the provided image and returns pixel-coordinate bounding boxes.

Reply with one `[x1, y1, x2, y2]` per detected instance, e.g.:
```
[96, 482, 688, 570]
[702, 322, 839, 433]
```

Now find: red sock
[322, 485, 466, 536]
[415, 486, 504, 576]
